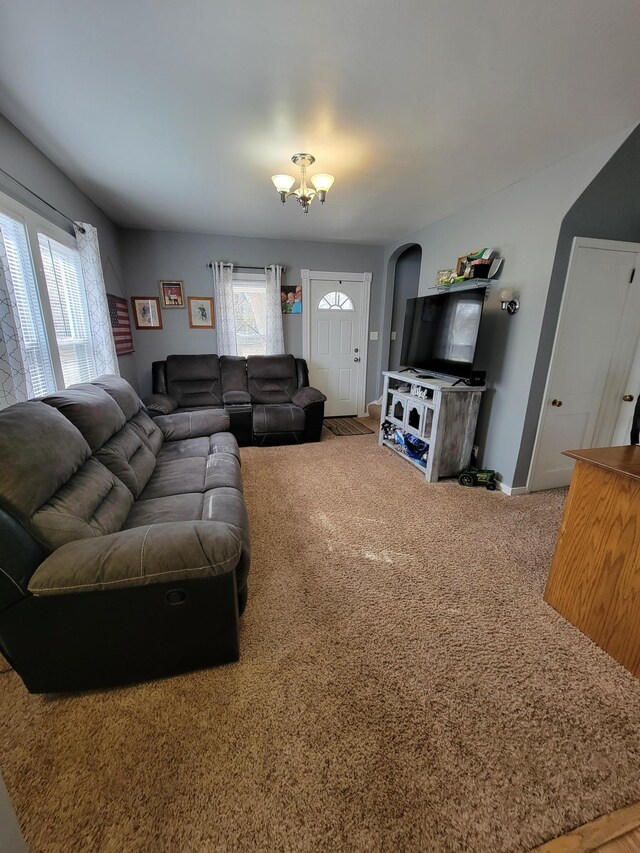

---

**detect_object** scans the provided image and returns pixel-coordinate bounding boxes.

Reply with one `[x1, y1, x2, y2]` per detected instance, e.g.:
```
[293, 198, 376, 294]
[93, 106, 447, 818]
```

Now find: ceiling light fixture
[271, 154, 334, 214]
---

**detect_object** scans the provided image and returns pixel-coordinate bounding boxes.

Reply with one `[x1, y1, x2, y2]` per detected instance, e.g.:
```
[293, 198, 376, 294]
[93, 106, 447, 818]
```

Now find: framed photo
[131, 296, 163, 330]
[188, 297, 215, 329]
[280, 284, 302, 314]
[159, 280, 185, 308]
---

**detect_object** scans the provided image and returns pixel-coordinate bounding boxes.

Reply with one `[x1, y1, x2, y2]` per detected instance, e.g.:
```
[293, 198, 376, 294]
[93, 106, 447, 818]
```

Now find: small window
[317, 290, 354, 311]
[232, 275, 267, 356]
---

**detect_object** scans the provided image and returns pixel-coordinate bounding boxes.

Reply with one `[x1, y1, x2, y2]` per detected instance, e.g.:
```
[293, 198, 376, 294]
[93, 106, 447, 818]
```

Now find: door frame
[527, 236, 640, 492]
[301, 269, 372, 417]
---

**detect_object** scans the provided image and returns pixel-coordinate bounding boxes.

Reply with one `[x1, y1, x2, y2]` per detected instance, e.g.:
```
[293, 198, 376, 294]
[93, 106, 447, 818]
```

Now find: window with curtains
[0, 195, 96, 399]
[232, 273, 268, 356]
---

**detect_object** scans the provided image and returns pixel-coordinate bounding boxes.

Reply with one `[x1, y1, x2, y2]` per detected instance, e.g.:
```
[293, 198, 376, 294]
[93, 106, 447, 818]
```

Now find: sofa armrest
[28, 521, 242, 596]
[153, 409, 231, 440]
[223, 390, 251, 406]
[144, 393, 178, 416]
[292, 386, 327, 410]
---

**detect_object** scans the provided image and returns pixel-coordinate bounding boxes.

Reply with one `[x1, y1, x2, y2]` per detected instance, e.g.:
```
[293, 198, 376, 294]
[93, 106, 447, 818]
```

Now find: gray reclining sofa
[0, 375, 250, 693]
[147, 353, 326, 446]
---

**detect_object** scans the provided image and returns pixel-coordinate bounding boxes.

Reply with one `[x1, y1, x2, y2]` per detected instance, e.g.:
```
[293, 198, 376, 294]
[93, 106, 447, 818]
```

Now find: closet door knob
[551, 399, 563, 407]
[623, 394, 635, 402]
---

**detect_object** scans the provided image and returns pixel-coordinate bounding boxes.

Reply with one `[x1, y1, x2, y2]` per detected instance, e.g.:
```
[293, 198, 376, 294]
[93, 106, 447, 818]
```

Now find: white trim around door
[302, 270, 372, 417]
[527, 235, 640, 492]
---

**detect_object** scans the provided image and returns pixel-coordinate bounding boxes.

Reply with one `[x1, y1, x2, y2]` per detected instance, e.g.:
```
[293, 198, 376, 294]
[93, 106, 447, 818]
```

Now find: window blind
[38, 233, 97, 386]
[0, 211, 56, 397]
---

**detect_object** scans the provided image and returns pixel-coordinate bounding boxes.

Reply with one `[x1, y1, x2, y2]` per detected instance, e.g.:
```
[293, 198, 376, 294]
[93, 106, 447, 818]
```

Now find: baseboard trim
[496, 481, 529, 496]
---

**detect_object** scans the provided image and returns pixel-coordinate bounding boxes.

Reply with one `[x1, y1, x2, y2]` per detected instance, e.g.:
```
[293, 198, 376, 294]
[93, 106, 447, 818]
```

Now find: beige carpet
[1, 424, 640, 852]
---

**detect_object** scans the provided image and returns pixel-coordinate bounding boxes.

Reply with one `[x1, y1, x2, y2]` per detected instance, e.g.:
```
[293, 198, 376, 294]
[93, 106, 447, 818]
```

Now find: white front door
[529, 238, 640, 491]
[307, 276, 368, 417]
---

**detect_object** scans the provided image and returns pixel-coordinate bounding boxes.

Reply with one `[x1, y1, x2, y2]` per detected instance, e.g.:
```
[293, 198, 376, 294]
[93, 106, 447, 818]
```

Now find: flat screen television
[400, 288, 486, 379]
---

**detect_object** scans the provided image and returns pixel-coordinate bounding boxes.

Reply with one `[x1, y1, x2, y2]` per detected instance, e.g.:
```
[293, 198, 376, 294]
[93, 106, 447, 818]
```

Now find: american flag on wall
[107, 294, 135, 355]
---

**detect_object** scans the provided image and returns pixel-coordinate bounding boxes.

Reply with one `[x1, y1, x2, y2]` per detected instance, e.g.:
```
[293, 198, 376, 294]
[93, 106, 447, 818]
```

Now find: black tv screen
[400, 288, 486, 379]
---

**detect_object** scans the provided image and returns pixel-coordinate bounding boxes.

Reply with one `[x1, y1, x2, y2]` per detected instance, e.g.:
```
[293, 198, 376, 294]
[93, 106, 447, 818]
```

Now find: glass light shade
[271, 174, 295, 193]
[311, 173, 335, 192]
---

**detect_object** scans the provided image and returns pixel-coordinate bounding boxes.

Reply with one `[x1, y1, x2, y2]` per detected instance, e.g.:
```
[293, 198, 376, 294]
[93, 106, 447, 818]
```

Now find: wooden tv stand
[544, 445, 640, 678]
[378, 370, 485, 483]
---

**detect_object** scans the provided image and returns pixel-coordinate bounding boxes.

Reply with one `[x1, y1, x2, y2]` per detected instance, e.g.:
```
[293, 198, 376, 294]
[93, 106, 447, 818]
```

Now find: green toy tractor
[458, 466, 497, 491]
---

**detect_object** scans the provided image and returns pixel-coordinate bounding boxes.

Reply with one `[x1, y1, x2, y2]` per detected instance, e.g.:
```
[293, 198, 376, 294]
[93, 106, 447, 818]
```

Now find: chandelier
[271, 154, 335, 214]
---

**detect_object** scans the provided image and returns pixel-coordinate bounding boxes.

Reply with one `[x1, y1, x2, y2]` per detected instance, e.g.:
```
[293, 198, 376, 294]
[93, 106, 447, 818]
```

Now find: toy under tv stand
[378, 370, 485, 483]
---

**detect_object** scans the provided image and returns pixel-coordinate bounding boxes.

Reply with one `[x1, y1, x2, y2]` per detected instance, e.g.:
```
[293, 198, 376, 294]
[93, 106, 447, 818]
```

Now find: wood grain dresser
[544, 445, 640, 678]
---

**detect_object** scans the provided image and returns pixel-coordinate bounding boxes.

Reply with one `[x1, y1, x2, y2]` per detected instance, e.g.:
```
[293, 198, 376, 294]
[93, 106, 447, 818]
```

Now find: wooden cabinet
[378, 371, 484, 483]
[544, 445, 640, 678]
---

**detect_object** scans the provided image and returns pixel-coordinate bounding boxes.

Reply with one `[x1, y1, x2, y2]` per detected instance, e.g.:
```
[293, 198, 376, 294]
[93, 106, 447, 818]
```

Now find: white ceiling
[1, 0, 640, 245]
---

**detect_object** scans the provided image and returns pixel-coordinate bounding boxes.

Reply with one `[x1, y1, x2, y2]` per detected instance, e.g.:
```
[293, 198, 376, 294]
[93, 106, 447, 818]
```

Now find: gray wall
[513, 124, 640, 485]
[120, 229, 384, 398]
[377, 126, 634, 490]
[388, 245, 421, 371]
[0, 113, 137, 389]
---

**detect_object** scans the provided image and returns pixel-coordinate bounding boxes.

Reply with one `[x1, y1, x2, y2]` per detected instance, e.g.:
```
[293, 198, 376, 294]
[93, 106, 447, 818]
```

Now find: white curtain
[264, 264, 285, 355]
[73, 222, 119, 376]
[212, 262, 236, 355]
[0, 229, 31, 407]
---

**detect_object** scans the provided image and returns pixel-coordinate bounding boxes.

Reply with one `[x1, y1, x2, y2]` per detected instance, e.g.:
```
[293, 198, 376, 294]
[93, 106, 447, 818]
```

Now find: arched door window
[317, 291, 355, 311]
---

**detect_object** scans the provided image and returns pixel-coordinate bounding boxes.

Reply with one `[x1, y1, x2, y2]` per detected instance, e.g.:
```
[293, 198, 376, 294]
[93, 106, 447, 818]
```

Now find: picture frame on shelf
[188, 297, 215, 329]
[159, 280, 185, 308]
[131, 296, 163, 330]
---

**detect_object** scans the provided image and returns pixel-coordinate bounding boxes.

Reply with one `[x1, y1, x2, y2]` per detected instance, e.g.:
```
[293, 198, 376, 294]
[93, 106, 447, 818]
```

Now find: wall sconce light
[500, 289, 520, 314]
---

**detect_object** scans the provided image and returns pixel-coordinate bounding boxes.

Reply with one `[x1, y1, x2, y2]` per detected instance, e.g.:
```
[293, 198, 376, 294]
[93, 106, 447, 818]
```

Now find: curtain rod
[207, 262, 287, 272]
[0, 166, 85, 233]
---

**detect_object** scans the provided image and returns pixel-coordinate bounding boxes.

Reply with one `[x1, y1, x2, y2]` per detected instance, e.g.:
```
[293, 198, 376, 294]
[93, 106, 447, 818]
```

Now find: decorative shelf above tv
[378, 371, 485, 483]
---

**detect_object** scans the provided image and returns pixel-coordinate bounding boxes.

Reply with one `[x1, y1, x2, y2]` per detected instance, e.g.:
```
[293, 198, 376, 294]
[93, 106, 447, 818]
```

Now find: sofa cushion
[28, 520, 242, 595]
[156, 432, 240, 463]
[94, 423, 157, 497]
[129, 409, 164, 455]
[124, 487, 250, 589]
[205, 453, 243, 492]
[253, 403, 306, 435]
[166, 354, 223, 408]
[124, 493, 206, 528]
[153, 409, 230, 441]
[220, 355, 249, 396]
[247, 355, 298, 403]
[210, 432, 241, 460]
[157, 436, 211, 462]
[41, 385, 126, 452]
[0, 401, 91, 522]
[30, 458, 133, 551]
[139, 457, 207, 501]
[91, 374, 143, 421]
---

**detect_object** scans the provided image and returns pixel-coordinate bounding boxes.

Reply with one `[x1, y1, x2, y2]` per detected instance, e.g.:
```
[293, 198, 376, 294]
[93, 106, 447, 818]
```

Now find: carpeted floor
[1, 423, 640, 852]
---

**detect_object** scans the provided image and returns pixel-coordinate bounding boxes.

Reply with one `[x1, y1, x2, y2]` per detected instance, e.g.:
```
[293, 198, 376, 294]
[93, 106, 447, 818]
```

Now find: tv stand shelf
[378, 370, 485, 483]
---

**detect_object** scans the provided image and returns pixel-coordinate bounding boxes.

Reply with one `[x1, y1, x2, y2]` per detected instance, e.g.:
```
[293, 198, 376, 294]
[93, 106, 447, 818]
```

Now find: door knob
[551, 399, 563, 407]
[623, 394, 635, 402]
[354, 357, 360, 362]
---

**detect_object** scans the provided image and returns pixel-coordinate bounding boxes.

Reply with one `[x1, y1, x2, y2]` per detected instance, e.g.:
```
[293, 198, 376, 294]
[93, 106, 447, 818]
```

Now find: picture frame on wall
[131, 296, 163, 330]
[280, 284, 302, 314]
[188, 297, 215, 329]
[159, 280, 185, 308]
[107, 293, 135, 354]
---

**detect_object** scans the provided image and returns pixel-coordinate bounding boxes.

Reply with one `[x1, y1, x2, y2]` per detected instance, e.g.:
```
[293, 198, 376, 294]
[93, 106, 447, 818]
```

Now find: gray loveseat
[148, 354, 326, 446]
[0, 375, 250, 693]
